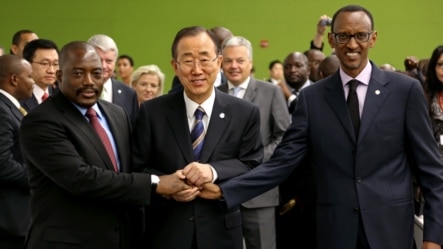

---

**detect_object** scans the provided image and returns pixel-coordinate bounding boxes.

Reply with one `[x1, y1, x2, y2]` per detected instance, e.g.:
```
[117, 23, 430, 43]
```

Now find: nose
[346, 37, 359, 49]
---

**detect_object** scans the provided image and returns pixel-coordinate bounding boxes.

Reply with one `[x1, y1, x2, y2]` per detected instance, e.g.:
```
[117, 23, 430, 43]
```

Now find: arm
[311, 15, 330, 51]
[0, 109, 28, 190]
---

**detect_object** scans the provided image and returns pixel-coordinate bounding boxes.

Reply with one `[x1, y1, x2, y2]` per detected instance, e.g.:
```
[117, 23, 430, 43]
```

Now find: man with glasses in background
[199, 4, 443, 249]
[132, 26, 263, 249]
[21, 39, 59, 111]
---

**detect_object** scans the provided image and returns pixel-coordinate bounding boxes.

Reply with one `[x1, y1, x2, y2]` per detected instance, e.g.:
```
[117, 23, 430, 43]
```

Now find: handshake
[156, 162, 223, 201]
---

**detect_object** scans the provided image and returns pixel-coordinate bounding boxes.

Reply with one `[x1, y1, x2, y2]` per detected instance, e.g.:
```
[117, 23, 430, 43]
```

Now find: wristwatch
[151, 175, 160, 193]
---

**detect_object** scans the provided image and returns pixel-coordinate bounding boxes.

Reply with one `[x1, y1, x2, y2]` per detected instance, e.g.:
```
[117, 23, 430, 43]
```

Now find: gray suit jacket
[218, 78, 290, 208]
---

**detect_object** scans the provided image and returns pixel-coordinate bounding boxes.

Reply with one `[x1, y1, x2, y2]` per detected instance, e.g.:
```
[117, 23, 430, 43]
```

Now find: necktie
[191, 107, 205, 161]
[231, 86, 241, 97]
[18, 106, 27, 116]
[85, 108, 118, 171]
[347, 79, 360, 138]
[42, 92, 49, 102]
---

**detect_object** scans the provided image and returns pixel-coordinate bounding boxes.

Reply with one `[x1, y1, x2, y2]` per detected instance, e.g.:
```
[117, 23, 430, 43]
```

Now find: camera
[321, 18, 332, 26]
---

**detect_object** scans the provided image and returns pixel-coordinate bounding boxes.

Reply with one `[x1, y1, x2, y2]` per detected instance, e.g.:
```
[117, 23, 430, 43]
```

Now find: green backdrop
[1, 0, 442, 92]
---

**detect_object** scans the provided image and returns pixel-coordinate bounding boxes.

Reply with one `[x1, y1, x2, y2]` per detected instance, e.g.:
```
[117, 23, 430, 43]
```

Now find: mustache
[75, 87, 100, 96]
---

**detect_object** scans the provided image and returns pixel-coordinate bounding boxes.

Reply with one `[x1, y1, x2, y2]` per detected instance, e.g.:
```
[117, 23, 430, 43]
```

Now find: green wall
[1, 0, 442, 92]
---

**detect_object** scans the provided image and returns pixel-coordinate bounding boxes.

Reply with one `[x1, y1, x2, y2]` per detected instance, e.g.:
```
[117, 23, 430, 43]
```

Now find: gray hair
[87, 34, 118, 59]
[221, 36, 253, 60]
[131, 64, 165, 96]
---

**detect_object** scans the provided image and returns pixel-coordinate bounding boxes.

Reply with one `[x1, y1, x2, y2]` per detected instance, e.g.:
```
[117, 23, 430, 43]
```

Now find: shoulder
[112, 79, 136, 94]
[253, 79, 279, 91]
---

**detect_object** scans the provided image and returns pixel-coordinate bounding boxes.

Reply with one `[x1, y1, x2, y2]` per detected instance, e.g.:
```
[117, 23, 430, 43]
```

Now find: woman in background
[117, 54, 134, 85]
[131, 64, 165, 106]
[424, 45, 443, 158]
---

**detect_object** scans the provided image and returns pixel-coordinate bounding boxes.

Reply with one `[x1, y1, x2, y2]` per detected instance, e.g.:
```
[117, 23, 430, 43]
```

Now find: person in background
[0, 54, 34, 249]
[117, 54, 134, 86]
[20, 41, 189, 249]
[0, 45, 4, 56]
[10, 30, 38, 57]
[317, 54, 340, 79]
[267, 59, 284, 85]
[199, 4, 443, 249]
[218, 36, 290, 249]
[310, 15, 332, 51]
[132, 26, 263, 249]
[21, 39, 59, 111]
[304, 49, 326, 82]
[424, 45, 443, 159]
[379, 63, 396, 72]
[130, 64, 165, 105]
[87, 34, 139, 124]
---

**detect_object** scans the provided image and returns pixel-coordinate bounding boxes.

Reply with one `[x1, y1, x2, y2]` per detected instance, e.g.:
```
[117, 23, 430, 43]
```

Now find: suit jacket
[20, 93, 152, 249]
[218, 78, 290, 208]
[20, 86, 58, 112]
[132, 89, 263, 249]
[110, 78, 139, 124]
[168, 72, 227, 94]
[0, 94, 29, 238]
[220, 64, 443, 249]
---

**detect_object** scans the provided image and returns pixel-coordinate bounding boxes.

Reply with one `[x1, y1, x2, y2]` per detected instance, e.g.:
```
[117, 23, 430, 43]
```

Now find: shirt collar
[227, 76, 251, 91]
[184, 87, 216, 121]
[340, 60, 372, 86]
[0, 89, 20, 108]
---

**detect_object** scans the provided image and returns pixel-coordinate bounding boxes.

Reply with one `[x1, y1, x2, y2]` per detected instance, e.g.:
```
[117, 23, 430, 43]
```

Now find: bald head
[59, 41, 98, 69]
[318, 55, 340, 79]
[0, 54, 34, 100]
[210, 26, 233, 48]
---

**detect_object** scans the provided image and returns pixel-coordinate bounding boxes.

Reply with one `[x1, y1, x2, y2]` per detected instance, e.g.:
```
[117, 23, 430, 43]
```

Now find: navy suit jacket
[0, 94, 29, 237]
[110, 78, 139, 124]
[20, 86, 58, 112]
[220, 64, 443, 249]
[132, 89, 263, 249]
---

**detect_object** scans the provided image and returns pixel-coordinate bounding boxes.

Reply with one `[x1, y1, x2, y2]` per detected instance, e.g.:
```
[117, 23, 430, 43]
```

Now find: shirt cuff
[209, 165, 218, 183]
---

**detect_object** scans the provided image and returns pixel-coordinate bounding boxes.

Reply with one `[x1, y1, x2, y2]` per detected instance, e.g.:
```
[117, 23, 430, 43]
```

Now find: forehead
[223, 45, 248, 56]
[20, 33, 38, 43]
[285, 54, 307, 65]
[333, 11, 372, 31]
[64, 49, 101, 68]
[33, 48, 59, 59]
[96, 48, 116, 60]
[176, 32, 217, 56]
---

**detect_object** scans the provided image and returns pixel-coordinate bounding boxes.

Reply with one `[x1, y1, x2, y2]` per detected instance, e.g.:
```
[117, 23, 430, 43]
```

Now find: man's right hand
[198, 183, 222, 199]
[157, 170, 191, 196]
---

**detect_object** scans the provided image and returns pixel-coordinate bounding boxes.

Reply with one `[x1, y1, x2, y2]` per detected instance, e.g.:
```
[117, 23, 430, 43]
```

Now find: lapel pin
[219, 113, 225, 119]
[118, 89, 122, 94]
[375, 90, 380, 95]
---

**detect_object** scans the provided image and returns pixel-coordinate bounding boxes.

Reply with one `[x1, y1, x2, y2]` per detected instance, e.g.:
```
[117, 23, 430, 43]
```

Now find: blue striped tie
[191, 107, 205, 161]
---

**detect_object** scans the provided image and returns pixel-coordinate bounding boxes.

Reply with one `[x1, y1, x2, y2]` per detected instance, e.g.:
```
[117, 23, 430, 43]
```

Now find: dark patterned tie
[347, 79, 360, 138]
[85, 108, 118, 171]
[191, 107, 205, 161]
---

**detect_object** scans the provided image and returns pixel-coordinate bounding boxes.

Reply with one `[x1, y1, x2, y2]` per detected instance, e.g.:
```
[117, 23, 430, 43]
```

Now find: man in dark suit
[200, 5, 443, 249]
[168, 26, 232, 94]
[19, 41, 190, 249]
[0, 55, 34, 249]
[87, 34, 139, 124]
[132, 26, 263, 249]
[20, 39, 59, 111]
[217, 36, 290, 249]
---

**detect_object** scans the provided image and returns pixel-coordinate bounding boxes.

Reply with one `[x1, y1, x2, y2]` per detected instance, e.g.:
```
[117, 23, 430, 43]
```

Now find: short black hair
[171, 26, 219, 59]
[23, 39, 59, 62]
[331, 5, 374, 32]
[268, 59, 282, 70]
[10, 29, 35, 54]
[117, 54, 134, 66]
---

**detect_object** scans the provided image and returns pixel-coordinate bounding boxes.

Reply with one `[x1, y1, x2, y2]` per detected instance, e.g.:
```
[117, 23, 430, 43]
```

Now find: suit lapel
[324, 72, 356, 141]
[243, 78, 257, 102]
[166, 94, 194, 163]
[0, 94, 23, 121]
[218, 83, 229, 94]
[54, 94, 115, 171]
[358, 66, 390, 142]
[199, 90, 230, 162]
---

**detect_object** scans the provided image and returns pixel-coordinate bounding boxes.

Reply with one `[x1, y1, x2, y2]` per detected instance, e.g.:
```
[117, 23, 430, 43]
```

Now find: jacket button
[189, 216, 195, 221]
[353, 208, 360, 213]
[356, 177, 362, 183]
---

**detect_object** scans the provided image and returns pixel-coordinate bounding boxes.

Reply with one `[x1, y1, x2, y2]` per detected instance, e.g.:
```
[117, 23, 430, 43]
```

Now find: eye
[41, 62, 50, 67]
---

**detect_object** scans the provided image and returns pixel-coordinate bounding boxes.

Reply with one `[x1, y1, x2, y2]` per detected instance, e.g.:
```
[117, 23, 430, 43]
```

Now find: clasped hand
[158, 162, 221, 202]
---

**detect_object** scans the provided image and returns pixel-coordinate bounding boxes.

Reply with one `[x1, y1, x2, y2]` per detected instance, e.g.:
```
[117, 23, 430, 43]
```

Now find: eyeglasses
[176, 56, 218, 69]
[332, 32, 373, 44]
[32, 61, 60, 69]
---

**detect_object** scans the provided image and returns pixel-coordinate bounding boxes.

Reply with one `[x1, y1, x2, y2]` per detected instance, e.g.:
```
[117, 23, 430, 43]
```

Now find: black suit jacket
[20, 93, 152, 249]
[220, 64, 443, 249]
[110, 78, 139, 124]
[132, 89, 263, 249]
[0, 94, 29, 237]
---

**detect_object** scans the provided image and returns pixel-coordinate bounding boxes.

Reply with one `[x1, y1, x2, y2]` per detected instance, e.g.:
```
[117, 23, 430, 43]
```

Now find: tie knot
[231, 86, 241, 96]
[85, 108, 97, 119]
[42, 92, 49, 102]
[194, 107, 205, 120]
[348, 80, 360, 91]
